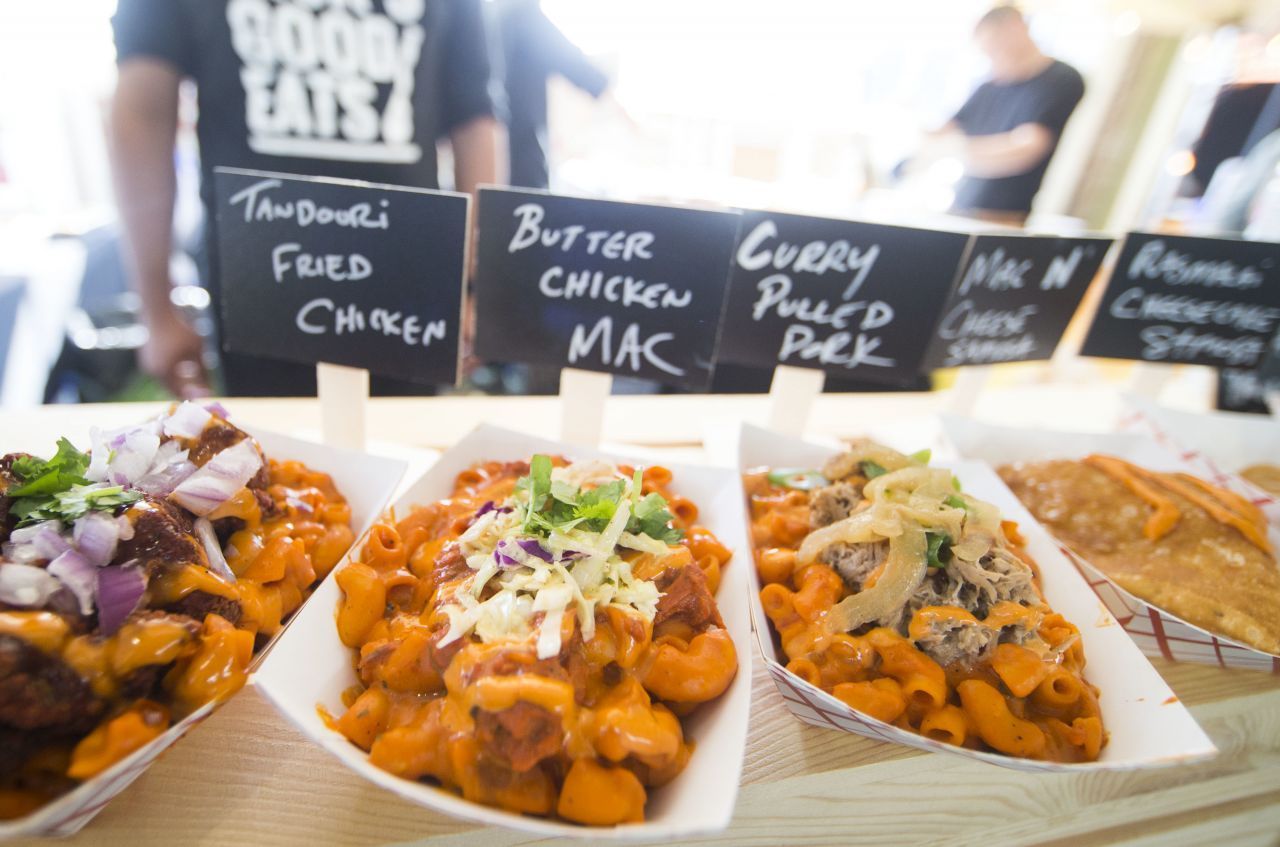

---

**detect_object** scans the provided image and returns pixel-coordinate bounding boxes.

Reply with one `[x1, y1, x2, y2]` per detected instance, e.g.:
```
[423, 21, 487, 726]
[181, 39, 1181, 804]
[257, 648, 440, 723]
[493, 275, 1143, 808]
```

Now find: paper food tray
[1, 427, 407, 840]
[737, 422, 1216, 772]
[1119, 394, 1280, 523]
[941, 414, 1280, 674]
[252, 424, 753, 840]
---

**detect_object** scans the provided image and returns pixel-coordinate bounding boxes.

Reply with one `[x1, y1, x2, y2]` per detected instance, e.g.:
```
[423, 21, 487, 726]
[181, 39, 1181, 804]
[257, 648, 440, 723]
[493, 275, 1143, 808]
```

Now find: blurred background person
[109, 0, 505, 398]
[494, 0, 609, 190]
[919, 4, 1085, 225]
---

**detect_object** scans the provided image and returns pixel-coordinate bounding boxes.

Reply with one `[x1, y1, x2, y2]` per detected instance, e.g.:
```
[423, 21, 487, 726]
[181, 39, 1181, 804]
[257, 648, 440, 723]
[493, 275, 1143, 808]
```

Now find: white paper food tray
[941, 414, 1280, 674]
[1, 427, 407, 840]
[1119, 394, 1280, 523]
[253, 424, 753, 839]
[738, 422, 1216, 772]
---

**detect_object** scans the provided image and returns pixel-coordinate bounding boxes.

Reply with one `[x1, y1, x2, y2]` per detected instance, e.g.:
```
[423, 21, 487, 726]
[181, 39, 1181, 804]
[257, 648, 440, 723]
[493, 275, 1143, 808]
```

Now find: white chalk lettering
[734, 219, 879, 298]
[957, 249, 1032, 296]
[1127, 239, 1266, 289]
[271, 242, 372, 282]
[566, 315, 683, 376]
[937, 300, 1038, 340]
[1041, 246, 1085, 290]
[777, 324, 895, 369]
[228, 178, 391, 228]
[507, 202, 655, 261]
[293, 298, 444, 346]
[1109, 287, 1280, 334]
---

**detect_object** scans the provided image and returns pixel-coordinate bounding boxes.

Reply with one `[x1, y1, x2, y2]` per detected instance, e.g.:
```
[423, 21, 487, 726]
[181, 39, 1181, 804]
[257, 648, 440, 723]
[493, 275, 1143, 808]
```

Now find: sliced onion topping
[97, 563, 147, 635]
[826, 526, 928, 633]
[193, 517, 236, 583]
[169, 440, 263, 516]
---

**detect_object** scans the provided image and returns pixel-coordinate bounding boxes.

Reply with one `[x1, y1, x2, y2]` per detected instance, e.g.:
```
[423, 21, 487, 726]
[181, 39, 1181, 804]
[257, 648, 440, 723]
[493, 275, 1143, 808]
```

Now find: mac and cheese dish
[333, 455, 736, 825]
[746, 441, 1106, 763]
[0, 404, 353, 818]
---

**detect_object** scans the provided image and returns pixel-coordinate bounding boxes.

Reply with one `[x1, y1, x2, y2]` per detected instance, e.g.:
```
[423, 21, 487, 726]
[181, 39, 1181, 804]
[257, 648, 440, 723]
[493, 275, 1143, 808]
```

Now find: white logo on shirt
[226, 0, 426, 163]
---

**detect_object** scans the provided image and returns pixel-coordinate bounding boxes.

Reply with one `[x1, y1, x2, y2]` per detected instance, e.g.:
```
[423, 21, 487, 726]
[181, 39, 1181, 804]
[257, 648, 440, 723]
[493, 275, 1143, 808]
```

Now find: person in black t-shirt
[494, 0, 608, 190]
[110, 0, 505, 397]
[931, 5, 1084, 224]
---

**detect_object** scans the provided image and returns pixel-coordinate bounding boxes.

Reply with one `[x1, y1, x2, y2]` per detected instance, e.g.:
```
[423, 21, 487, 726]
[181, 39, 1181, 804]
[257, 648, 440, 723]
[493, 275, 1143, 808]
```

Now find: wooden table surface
[6, 391, 1280, 847]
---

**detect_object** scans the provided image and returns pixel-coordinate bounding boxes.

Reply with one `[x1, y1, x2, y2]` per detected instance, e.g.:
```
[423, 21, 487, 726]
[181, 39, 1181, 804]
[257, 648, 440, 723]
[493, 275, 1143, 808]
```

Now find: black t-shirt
[951, 59, 1084, 214]
[495, 0, 607, 189]
[113, 0, 500, 216]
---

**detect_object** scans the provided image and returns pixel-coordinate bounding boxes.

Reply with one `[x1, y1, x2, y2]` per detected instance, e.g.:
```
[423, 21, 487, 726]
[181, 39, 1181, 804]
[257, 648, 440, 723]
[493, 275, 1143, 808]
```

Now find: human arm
[109, 58, 208, 397]
[959, 123, 1055, 178]
[450, 115, 507, 198]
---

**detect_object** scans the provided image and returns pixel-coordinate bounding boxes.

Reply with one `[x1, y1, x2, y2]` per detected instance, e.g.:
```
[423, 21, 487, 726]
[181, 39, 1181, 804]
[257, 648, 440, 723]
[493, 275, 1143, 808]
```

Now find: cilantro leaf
[6, 439, 134, 527]
[926, 532, 952, 569]
[7, 438, 91, 498]
[628, 492, 684, 544]
[573, 479, 625, 531]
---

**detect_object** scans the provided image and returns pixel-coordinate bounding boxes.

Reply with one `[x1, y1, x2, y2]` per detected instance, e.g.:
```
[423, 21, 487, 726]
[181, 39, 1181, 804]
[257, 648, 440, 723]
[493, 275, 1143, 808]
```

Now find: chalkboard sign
[922, 234, 1113, 369]
[1216, 331, 1280, 413]
[1080, 232, 1280, 370]
[473, 187, 741, 390]
[214, 167, 468, 384]
[716, 210, 971, 385]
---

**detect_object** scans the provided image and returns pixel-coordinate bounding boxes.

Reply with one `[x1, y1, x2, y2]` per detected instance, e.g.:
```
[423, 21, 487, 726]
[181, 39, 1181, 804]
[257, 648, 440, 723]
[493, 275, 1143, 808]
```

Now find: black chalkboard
[473, 187, 741, 390]
[922, 234, 1113, 369]
[1216, 331, 1280, 413]
[715, 210, 971, 385]
[213, 167, 468, 384]
[1081, 232, 1280, 370]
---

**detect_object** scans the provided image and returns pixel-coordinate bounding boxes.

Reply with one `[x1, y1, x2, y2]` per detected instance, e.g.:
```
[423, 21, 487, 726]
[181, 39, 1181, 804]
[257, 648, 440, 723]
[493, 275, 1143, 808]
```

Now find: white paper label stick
[1128, 362, 1172, 401]
[947, 365, 993, 416]
[559, 367, 612, 447]
[317, 362, 369, 450]
[767, 365, 825, 436]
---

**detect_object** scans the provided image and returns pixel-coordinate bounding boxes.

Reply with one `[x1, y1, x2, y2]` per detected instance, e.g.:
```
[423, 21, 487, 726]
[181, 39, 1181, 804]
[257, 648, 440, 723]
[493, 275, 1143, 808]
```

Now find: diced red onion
[0, 563, 64, 607]
[135, 458, 197, 497]
[47, 549, 97, 615]
[169, 440, 263, 516]
[193, 517, 236, 583]
[115, 515, 136, 542]
[85, 428, 111, 482]
[96, 563, 147, 635]
[163, 401, 213, 439]
[5, 521, 70, 563]
[73, 512, 120, 568]
[204, 402, 230, 419]
[107, 429, 162, 486]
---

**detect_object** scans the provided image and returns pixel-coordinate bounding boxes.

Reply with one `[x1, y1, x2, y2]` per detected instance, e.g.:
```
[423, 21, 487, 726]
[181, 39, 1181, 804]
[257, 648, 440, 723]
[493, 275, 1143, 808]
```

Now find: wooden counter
[5, 392, 1279, 847]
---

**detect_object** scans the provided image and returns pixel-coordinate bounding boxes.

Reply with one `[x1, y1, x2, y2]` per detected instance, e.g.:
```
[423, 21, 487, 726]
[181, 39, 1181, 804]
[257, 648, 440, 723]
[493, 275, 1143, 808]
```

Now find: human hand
[139, 310, 210, 399]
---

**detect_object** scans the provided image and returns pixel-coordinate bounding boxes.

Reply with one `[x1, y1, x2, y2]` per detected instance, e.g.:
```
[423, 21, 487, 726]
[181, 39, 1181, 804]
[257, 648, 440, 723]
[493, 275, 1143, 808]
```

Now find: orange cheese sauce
[744, 471, 1105, 763]
[332, 460, 736, 826]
